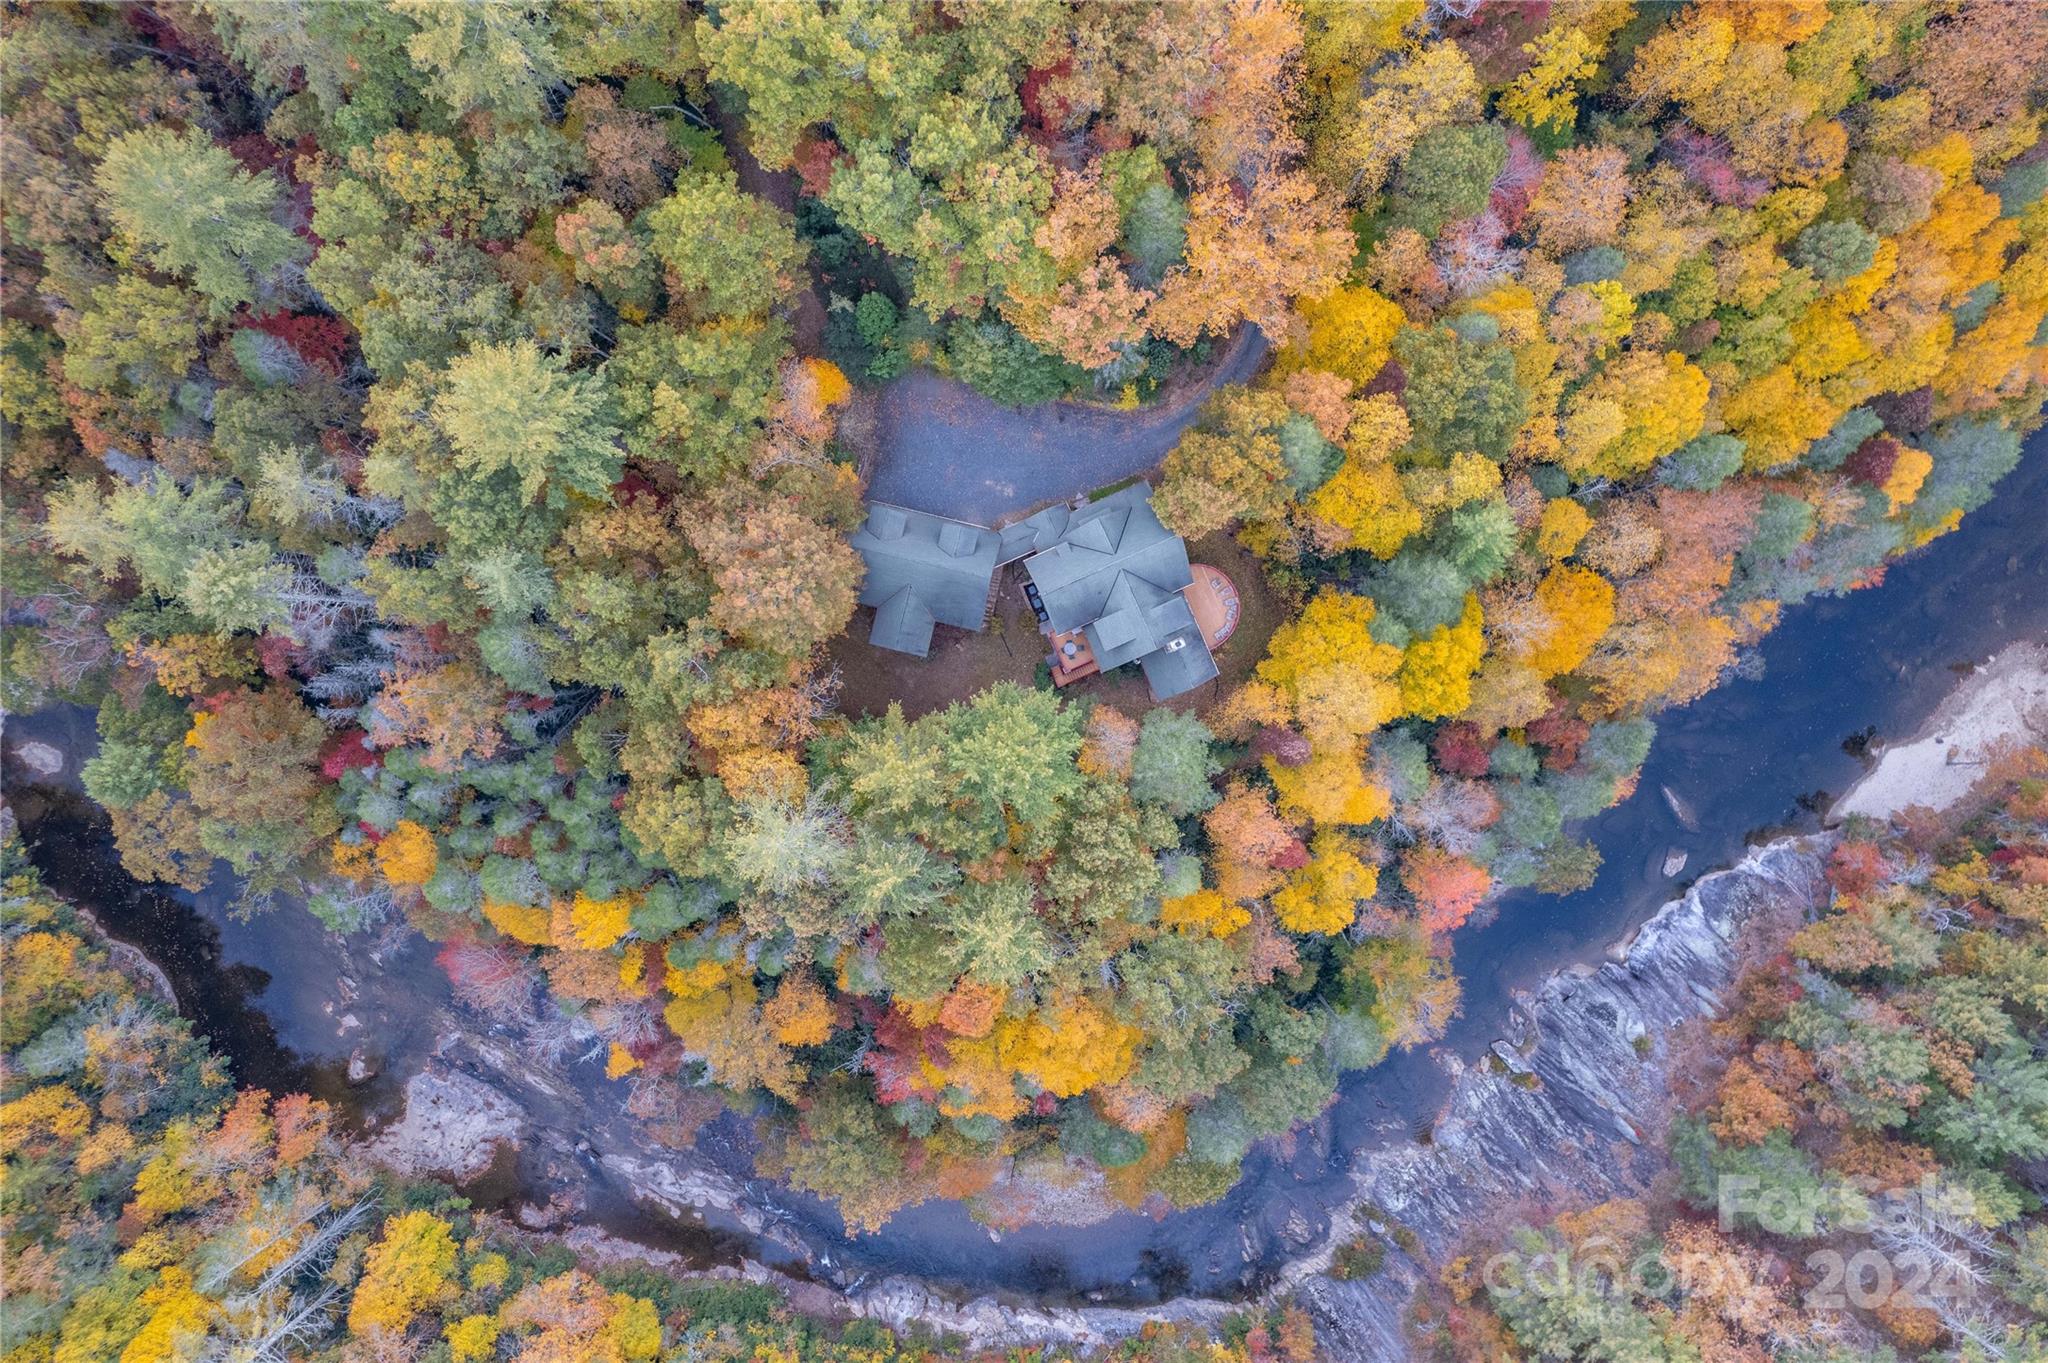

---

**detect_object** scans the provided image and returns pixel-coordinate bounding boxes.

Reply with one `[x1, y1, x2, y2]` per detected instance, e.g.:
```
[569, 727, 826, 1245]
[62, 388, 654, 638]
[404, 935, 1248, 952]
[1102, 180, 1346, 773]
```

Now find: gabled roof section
[1020, 483, 1193, 635]
[869, 586, 936, 657]
[867, 504, 908, 540]
[996, 503, 1071, 563]
[1139, 619, 1220, 699]
[1080, 572, 1188, 670]
[851, 502, 999, 640]
[1064, 506, 1128, 555]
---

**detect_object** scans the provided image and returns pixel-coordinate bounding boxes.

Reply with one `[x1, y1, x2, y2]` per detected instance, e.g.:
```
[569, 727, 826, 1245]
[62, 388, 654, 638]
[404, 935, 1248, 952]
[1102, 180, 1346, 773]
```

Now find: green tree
[1383, 122, 1507, 238]
[942, 318, 1086, 406]
[695, 0, 940, 168]
[391, 0, 561, 123]
[44, 476, 288, 634]
[430, 341, 622, 506]
[937, 683, 1086, 856]
[777, 1078, 916, 1232]
[609, 317, 789, 477]
[94, 127, 307, 317]
[1657, 434, 1747, 491]
[1043, 777, 1165, 926]
[1927, 1046, 2048, 1164]
[643, 172, 808, 319]
[1129, 709, 1223, 819]
[718, 794, 852, 941]
[838, 829, 959, 928]
[1791, 219, 1879, 283]
[203, 0, 421, 118]
[1392, 326, 1527, 463]
[941, 873, 1050, 986]
[60, 276, 204, 405]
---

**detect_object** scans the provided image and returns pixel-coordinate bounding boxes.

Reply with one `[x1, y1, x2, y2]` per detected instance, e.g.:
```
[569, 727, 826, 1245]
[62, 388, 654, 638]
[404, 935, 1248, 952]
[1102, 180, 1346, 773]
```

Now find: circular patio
[1185, 563, 1241, 649]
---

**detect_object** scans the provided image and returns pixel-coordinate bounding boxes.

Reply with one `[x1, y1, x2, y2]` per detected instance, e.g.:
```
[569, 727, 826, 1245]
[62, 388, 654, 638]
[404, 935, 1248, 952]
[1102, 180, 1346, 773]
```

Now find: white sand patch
[1830, 638, 2048, 822]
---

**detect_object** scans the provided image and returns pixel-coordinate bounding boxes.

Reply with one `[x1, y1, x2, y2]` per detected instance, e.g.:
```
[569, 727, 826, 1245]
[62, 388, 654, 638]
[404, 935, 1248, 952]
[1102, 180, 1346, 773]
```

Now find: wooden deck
[1047, 627, 1099, 686]
[1185, 563, 1241, 648]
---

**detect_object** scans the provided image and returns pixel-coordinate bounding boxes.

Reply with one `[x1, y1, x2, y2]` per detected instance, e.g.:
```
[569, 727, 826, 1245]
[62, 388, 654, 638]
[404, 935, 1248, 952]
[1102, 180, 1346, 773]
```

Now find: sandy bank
[1830, 637, 2048, 822]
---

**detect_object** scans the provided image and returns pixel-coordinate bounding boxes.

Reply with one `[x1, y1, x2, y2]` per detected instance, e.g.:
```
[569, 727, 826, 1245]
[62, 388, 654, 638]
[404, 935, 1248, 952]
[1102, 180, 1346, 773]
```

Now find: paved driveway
[866, 327, 1270, 525]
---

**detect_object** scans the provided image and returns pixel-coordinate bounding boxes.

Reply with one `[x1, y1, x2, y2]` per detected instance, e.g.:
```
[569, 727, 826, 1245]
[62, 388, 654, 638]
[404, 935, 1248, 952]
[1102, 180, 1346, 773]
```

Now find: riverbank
[820, 640, 2048, 1353]
[7, 624, 2046, 1359]
[7, 441, 2044, 1346]
[1286, 641, 2048, 1357]
[1830, 636, 2048, 822]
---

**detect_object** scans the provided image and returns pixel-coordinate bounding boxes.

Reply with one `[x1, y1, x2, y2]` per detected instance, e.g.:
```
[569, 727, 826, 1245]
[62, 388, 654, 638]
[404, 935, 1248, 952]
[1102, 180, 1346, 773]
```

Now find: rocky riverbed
[344, 836, 1831, 1355]
[355, 637, 2048, 1354]
[1284, 840, 1829, 1359]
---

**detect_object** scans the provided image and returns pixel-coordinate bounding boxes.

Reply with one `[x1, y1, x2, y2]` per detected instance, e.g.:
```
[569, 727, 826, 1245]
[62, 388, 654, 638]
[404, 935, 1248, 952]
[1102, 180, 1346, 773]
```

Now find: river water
[5, 433, 2044, 1305]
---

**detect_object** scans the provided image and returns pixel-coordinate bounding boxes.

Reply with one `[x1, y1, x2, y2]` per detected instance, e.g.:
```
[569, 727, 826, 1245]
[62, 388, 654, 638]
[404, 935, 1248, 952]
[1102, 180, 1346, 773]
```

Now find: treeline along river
[6, 432, 2047, 1303]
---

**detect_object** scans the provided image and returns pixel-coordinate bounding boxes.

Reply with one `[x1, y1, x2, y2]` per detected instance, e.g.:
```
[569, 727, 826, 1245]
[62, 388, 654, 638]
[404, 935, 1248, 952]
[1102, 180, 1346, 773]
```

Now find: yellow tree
[1280, 284, 1405, 385]
[1500, 27, 1601, 134]
[1268, 743, 1392, 825]
[1272, 831, 1378, 934]
[1256, 591, 1404, 746]
[1144, 171, 1352, 346]
[348, 1211, 459, 1339]
[1304, 394, 1422, 555]
[1518, 566, 1614, 677]
[374, 820, 437, 887]
[1160, 887, 1253, 939]
[1313, 42, 1480, 201]
[1557, 351, 1709, 481]
[1398, 594, 1485, 721]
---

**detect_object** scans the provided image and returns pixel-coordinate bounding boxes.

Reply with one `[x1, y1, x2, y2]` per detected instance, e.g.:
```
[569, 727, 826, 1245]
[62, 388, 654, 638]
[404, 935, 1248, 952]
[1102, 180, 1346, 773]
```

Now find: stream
[4, 430, 2044, 1308]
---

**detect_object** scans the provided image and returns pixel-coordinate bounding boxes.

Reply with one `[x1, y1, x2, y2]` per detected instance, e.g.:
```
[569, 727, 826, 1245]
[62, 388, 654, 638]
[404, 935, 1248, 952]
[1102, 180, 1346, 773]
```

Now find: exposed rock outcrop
[847, 1276, 1235, 1352]
[775, 839, 1835, 1357]
[1281, 838, 1830, 1360]
[1832, 638, 2048, 821]
[11, 740, 63, 777]
[598, 1151, 780, 1243]
[363, 1067, 525, 1182]
[335, 836, 1833, 1357]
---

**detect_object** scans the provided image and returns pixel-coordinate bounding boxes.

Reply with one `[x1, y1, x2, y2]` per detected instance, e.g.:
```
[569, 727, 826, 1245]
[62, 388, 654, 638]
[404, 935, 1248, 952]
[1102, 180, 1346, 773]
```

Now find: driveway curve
[866, 327, 1271, 524]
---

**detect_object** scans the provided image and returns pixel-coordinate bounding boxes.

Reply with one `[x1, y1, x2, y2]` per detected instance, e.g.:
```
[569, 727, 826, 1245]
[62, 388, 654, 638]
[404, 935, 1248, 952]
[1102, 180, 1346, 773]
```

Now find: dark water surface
[6, 434, 2044, 1304]
[3, 709, 450, 1132]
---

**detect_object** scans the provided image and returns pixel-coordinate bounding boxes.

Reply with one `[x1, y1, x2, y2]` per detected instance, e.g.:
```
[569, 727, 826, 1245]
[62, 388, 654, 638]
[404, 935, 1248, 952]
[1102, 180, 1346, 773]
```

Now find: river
[5, 431, 2044, 1307]
[772, 427, 2048, 1300]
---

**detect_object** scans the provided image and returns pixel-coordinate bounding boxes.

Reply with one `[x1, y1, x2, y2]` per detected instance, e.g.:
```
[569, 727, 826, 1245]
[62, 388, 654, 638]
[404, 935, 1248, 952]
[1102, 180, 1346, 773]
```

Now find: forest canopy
[2, 0, 2045, 1244]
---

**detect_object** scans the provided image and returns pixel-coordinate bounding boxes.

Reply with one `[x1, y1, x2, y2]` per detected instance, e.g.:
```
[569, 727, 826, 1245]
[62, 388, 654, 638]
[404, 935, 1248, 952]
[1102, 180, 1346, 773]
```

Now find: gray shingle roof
[1020, 483, 1219, 701]
[869, 585, 937, 657]
[996, 503, 1072, 563]
[1082, 571, 1180, 670]
[1020, 483, 1194, 634]
[852, 485, 1218, 697]
[1138, 619, 1219, 699]
[851, 503, 999, 655]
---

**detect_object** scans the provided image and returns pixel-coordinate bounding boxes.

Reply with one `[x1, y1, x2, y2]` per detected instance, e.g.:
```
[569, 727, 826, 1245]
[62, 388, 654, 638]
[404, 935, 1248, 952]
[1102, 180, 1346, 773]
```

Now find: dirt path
[708, 97, 826, 352]
[867, 327, 1271, 524]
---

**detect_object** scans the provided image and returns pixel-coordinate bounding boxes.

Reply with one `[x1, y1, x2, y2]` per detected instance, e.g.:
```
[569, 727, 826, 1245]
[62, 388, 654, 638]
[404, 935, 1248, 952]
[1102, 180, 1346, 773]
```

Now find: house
[849, 483, 1220, 701]
[1011, 483, 1219, 701]
[849, 502, 1000, 657]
